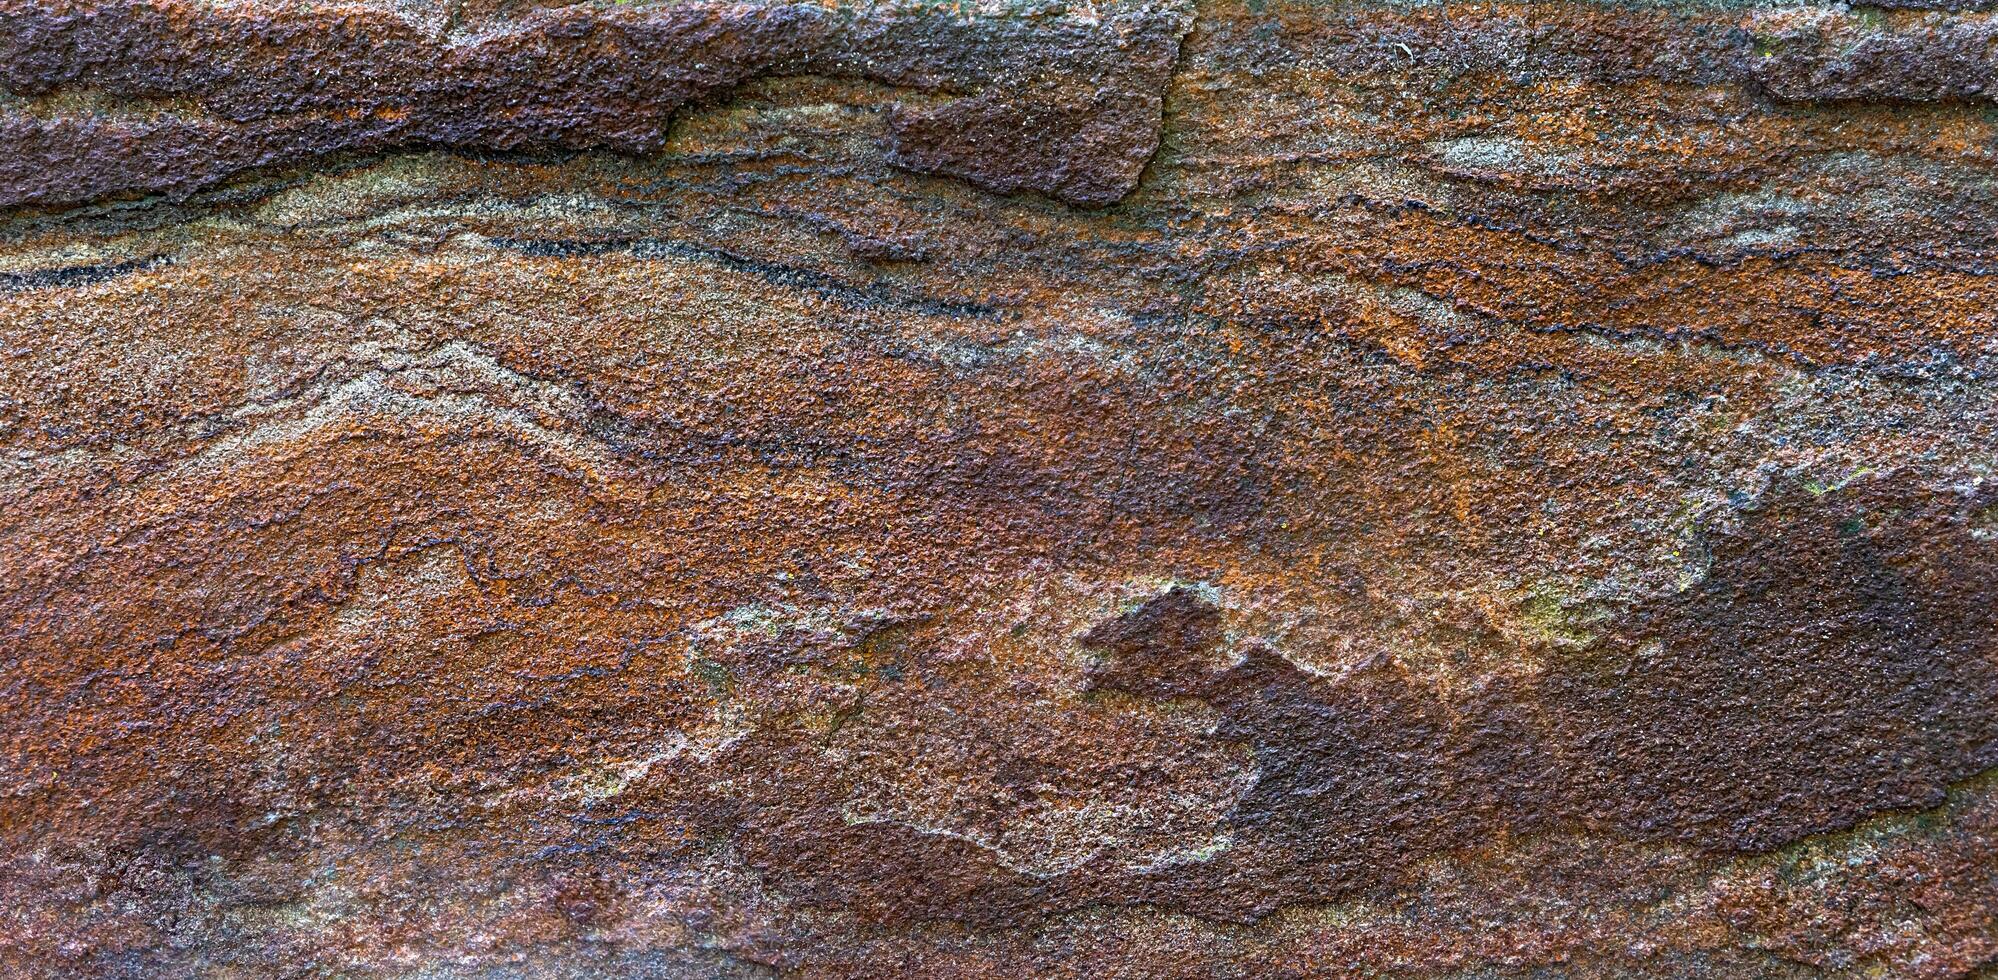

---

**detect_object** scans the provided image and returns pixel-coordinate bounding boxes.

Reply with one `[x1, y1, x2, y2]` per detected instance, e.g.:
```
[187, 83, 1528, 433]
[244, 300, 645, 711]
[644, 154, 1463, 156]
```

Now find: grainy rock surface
[4, 0, 1998, 976]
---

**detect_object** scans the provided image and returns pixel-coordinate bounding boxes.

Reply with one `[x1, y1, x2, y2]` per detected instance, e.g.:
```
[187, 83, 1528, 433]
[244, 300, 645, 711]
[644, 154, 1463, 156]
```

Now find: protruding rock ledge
[0, 0, 1194, 209]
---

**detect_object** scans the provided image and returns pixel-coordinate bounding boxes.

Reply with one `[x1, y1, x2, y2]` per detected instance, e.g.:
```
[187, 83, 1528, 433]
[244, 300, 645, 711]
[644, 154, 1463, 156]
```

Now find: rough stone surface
[5, 0, 1998, 976]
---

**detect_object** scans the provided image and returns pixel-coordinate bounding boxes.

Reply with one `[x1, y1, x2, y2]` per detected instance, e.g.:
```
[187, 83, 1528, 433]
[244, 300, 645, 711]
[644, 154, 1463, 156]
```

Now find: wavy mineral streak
[0, 0, 1194, 208]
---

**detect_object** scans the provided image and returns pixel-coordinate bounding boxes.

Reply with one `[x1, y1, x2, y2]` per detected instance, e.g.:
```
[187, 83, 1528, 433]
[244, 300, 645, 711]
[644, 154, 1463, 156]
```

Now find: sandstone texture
[5, 0, 1998, 976]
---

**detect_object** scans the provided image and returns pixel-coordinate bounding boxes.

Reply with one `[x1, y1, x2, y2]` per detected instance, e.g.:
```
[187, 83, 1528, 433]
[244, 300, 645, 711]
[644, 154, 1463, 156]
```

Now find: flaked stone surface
[4, 0, 1998, 977]
[0, 0, 1192, 208]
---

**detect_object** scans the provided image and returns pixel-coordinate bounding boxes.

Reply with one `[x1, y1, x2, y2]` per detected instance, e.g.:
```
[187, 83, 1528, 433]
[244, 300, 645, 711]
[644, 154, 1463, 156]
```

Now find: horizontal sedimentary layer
[0, 0, 1194, 207]
[14, 1, 1998, 210]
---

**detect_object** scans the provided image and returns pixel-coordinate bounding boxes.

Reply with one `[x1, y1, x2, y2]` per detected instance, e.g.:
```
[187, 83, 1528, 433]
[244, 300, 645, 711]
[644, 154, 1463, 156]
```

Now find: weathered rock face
[0, 0, 1192, 208]
[5, 0, 1998, 975]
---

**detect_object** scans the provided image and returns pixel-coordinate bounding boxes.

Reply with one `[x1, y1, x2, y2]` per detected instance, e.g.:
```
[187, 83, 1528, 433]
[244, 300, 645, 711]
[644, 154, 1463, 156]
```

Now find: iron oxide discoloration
[6, 0, 1998, 975]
